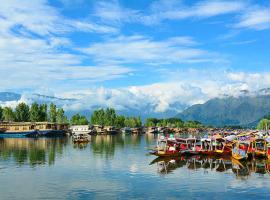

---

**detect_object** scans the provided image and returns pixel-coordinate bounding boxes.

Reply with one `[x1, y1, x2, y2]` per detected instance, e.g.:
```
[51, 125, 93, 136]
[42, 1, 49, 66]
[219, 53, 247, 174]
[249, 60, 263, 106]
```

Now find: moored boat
[176, 138, 201, 155]
[150, 136, 181, 157]
[72, 133, 90, 143]
[232, 140, 251, 160]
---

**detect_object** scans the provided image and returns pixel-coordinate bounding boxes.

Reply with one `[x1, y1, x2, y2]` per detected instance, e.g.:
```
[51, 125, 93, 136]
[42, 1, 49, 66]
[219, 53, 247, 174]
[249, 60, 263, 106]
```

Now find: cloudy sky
[1, 0, 270, 113]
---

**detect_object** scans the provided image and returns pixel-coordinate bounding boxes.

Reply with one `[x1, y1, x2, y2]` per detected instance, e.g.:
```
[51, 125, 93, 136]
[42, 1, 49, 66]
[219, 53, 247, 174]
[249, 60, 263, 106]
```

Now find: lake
[0, 134, 270, 200]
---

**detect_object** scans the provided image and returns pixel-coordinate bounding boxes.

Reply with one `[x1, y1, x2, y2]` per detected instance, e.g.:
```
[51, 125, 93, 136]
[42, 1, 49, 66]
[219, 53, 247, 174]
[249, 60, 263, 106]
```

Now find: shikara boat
[200, 138, 213, 155]
[252, 138, 267, 158]
[176, 138, 201, 155]
[72, 133, 90, 143]
[212, 135, 232, 155]
[232, 140, 251, 160]
[150, 136, 181, 157]
[267, 143, 270, 161]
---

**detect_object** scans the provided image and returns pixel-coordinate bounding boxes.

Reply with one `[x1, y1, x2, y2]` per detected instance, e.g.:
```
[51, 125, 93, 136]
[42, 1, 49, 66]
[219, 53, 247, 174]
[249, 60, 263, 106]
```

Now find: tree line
[0, 102, 67, 123]
[145, 118, 205, 128]
[90, 108, 142, 128]
[257, 115, 270, 130]
[0, 103, 206, 128]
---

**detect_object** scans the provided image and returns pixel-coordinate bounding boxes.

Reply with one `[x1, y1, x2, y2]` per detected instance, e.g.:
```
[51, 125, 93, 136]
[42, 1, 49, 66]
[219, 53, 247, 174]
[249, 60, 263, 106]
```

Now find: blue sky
[1, 0, 270, 113]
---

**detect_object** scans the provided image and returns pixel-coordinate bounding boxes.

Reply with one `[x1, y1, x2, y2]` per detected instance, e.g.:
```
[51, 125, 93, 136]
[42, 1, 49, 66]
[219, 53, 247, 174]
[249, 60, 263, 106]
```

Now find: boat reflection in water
[150, 155, 270, 178]
[0, 137, 68, 166]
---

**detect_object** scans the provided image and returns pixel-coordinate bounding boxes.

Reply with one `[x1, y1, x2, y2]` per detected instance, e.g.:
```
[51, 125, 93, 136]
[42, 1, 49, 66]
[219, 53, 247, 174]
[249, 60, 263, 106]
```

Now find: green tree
[30, 103, 40, 122]
[184, 120, 202, 128]
[257, 119, 270, 130]
[0, 106, 3, 121]
[115, 115, 125, 128]
[91, 109, 105, 125]
[2, 107, 15, 121]
[105, 108, 116, 126]
[145, 118, 160, 127]
[15, 103, 30, 122]
[39, 104, 48, 121]
[56, 108, 67, 123]
[49, 103, 57, 122]
[70, 114, 88, 125]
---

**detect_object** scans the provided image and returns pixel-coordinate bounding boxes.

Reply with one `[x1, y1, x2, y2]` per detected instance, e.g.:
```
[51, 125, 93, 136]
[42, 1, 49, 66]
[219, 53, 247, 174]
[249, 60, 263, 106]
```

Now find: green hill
[176, 95, 270, 127]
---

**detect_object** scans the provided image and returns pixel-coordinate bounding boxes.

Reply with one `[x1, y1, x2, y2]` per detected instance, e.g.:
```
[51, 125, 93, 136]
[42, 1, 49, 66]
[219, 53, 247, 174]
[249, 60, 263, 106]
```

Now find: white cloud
[0, 0, 117, 36]
[0, 0, 130, 91]
[94, 1, 141, 25]
[79, 35, 219, 65]
[236, 7, 270, 30]
[2, 70, 270, 115]
[95, 0, 246, 26]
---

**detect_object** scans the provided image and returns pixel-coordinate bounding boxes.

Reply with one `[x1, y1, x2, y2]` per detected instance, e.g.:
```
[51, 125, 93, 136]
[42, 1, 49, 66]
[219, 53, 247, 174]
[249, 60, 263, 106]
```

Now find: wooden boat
[70, 125, 92, 135]
[232, 140, 251, 160]
[200, 138, 213, 155]
[212, 136, 232, 155]
[150, 136, 180, 157]
[176, 138, 201, 155]
[146, 127, 158, 134]
[252, 138, 267, 158]
[104, 126, 119, 135]
[0, 128, 6, 133]
[267, 143, 270, 161]
[72, 133, 90, 143]
[121, 127, 132, 134]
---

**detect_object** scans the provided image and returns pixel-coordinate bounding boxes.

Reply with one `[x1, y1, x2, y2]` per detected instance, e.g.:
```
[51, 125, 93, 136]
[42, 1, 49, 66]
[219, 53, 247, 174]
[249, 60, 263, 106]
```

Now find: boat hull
[150, 150, 181, 157]
[0, 130, 38, 138]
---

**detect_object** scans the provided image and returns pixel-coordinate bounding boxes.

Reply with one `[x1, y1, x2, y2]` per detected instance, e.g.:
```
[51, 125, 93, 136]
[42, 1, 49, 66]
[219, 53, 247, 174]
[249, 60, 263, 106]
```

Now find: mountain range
[1, 89, 270, 127]
[177, 89, 270, 127]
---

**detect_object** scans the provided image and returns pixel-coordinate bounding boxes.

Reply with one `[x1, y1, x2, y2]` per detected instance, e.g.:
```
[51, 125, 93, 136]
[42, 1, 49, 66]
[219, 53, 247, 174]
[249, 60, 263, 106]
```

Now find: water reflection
[150, 155, 270, 178]
[89, 134, 145, 158]
[0, 137, 68, 166]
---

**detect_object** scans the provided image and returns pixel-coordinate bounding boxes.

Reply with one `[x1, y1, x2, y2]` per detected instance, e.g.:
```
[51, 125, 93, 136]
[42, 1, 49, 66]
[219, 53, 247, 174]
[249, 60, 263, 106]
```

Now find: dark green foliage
[0, 106, 3, 121]
[91, 108, 142, 127]
[91, 109, 105, 125]
[115, 115, 125, 128]
[49, 103, 57, 122]
[257, 115, 270, 130]
[39, 104, 48, 121]
[1, 102, 67, 123]
[124, 117, 142, 128]
[15, 103, 30, 122]
[56, 108, 68, 124]
[30, 102, 40, 122]
[146, 118, 184, 128]
[2, 107, 15, 121]
[70, 114, 89, 125]
[183, 120, 203, 128]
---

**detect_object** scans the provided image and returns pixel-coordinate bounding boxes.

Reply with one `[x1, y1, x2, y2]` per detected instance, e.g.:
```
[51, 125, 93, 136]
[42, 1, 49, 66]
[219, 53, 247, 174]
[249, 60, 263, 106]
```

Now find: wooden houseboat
[0, 122, 68, 137]
[70, 125, 92, 135]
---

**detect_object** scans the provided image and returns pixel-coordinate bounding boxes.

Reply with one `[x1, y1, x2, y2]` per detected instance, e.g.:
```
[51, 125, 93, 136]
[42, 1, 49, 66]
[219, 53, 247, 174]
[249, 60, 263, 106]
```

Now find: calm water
[0, 134, 270, 200]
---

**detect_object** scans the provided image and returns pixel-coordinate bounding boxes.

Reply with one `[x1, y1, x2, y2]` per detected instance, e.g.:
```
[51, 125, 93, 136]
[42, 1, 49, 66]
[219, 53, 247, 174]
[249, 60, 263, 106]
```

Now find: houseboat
[146, 127, 158, 134]
[93, 125, 106, 135]
[104, 126, 119, 134]
[121, 127, 132, 134]
[0, 122, 68, 137]
[70, 125, 92, 135]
